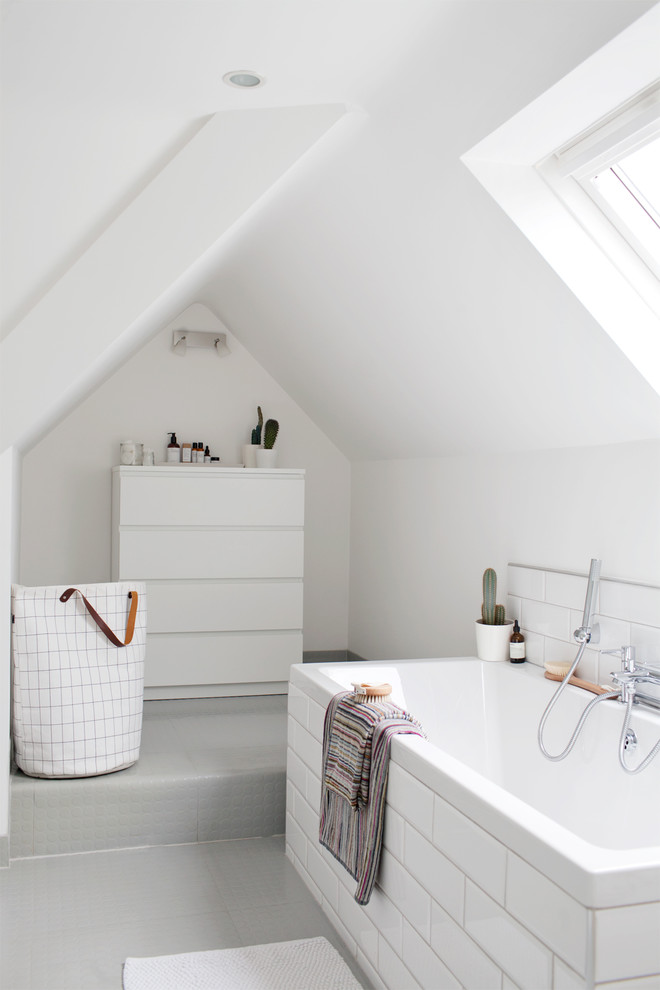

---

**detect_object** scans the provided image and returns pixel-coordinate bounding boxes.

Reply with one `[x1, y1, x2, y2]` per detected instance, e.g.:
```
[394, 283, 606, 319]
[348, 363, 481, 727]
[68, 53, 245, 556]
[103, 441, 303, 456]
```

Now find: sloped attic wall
[19, 305, 351, 654]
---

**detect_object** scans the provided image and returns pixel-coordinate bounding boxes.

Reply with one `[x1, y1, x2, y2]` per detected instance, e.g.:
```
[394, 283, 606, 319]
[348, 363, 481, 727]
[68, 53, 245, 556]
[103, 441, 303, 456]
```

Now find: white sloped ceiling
[3, 0, 660, 459]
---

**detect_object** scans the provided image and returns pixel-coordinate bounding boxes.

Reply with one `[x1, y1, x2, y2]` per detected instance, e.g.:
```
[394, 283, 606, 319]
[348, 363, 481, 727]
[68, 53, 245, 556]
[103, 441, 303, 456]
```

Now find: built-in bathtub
[286, 657, 660, 990]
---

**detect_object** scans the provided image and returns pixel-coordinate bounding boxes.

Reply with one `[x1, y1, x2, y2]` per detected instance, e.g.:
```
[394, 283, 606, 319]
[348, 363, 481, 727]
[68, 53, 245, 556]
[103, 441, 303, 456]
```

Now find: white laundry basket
[11, 582, 146, 778]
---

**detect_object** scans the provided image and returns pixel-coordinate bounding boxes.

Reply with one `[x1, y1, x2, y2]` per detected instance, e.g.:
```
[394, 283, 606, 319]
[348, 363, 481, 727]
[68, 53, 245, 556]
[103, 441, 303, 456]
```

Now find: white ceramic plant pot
[242, 444, 259, 468]
[256, 448, 278, 468]
[475, 619, 514, 662]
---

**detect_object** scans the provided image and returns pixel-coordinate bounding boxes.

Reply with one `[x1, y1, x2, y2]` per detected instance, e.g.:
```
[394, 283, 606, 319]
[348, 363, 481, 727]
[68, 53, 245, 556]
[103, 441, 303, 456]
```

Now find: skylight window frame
[538, 83, 660, 316]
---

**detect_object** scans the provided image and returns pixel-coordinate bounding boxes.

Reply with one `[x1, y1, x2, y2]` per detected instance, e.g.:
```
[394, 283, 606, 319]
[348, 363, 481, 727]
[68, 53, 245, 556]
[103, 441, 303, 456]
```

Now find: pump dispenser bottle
[167, 433, 181, 463]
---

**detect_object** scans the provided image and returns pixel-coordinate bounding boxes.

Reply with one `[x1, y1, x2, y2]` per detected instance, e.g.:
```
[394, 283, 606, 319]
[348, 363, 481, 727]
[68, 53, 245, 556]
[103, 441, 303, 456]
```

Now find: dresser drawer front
[146, 581, 303, 633]
[144, 631, 302, 686]
[118, 472, 304, 527]
[117, 530, 304, 580]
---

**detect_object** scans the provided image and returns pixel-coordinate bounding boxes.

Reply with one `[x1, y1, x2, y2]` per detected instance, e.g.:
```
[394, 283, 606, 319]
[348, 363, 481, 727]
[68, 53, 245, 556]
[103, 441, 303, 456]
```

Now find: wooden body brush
[351, 682, 392, 701]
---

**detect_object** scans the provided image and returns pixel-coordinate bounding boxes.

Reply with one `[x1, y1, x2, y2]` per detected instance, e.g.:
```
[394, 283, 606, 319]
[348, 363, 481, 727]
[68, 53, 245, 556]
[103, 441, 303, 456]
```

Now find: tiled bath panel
[286, 562, 660, 990]
[0, 834, 373, 990]
[10, 695, 288, 858]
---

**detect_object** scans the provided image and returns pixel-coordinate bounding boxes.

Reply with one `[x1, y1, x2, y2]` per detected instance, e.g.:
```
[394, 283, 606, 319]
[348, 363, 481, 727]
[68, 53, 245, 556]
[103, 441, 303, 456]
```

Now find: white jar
[120, 441, 141, 465]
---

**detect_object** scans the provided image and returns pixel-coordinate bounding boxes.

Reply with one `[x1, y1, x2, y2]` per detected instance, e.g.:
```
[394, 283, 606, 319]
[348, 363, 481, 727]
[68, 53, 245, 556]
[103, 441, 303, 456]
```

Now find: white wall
[349, 441, 660, 661]
[19, 305, 351, 653]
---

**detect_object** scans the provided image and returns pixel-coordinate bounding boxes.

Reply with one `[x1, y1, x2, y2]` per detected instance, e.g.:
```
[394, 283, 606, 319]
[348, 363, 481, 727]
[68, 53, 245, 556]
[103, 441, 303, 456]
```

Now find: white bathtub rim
[290, 658, 660, 909]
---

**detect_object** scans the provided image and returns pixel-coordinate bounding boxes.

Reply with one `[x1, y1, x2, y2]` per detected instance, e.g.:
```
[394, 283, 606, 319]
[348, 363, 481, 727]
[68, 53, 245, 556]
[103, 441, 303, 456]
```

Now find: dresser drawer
[116, 529, 304, 580]
[116, 470, 304, 527]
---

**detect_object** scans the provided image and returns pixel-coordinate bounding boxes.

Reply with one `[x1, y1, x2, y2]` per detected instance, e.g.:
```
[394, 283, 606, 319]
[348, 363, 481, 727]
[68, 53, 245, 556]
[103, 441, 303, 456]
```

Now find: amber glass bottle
[509, 619, 526, 663]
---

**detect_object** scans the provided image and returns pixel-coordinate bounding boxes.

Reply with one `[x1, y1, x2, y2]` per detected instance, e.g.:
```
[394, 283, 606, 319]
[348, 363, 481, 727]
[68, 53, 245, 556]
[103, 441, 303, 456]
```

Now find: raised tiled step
[10, 695, 287, 859]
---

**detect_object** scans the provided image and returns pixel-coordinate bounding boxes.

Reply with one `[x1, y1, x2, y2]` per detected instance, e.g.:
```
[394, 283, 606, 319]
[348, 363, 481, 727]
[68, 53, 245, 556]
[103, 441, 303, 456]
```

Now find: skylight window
[460, 7, 660, 397]
[540, 82, 660, 317]
[587, 133, 660, 277]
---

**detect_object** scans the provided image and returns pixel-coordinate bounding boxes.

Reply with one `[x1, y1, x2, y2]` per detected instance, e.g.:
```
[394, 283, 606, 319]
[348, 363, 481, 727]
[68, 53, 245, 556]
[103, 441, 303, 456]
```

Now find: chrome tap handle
[602, 646, 636, 671]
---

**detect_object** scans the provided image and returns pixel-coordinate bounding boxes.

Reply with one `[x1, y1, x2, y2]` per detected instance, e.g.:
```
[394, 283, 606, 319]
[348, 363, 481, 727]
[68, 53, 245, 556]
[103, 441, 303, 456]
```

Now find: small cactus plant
[481, 568, 506, 625]
[251, 406, 263, 445]
[263, 419, 279, 450]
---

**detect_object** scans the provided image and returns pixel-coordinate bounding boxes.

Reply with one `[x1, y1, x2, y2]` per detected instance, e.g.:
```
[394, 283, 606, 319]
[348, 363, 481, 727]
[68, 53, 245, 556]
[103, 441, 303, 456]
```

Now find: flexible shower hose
[537, 640, 620, 762]
[618, 694, 660, 774]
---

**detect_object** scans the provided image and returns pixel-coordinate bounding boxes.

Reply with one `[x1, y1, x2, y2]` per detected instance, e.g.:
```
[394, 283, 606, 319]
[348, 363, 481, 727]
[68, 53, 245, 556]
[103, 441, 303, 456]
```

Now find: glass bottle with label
[509, 620, 526, 663]
[167, 433, 181, 463]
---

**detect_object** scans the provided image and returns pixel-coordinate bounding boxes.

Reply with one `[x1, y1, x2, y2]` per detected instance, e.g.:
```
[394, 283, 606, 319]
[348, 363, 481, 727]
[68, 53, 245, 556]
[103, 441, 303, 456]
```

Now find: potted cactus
[243, 406, 263, 468]
[256, 418, 279, 468]
[475, 568, 513, 661]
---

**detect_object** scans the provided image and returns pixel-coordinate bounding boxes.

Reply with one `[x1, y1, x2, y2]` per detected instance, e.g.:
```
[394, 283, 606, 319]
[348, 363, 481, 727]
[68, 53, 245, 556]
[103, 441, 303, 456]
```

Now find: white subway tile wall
[507, 564, 660, 685]
[287, 564, 660, 990]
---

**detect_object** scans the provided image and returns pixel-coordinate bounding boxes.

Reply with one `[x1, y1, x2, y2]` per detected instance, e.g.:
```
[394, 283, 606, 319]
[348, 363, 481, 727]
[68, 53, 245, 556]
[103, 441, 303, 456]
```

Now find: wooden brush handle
[544, 671, 612, 695]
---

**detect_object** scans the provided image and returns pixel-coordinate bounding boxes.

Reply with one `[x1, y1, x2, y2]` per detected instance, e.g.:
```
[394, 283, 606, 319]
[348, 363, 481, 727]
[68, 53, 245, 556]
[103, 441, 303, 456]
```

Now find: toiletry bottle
[182, 442, 192, 463]
[510, 620, 526, 663]
[167, 433, 180, 463]
[198, 442, 204, 464]
[204, 445, 211, 464]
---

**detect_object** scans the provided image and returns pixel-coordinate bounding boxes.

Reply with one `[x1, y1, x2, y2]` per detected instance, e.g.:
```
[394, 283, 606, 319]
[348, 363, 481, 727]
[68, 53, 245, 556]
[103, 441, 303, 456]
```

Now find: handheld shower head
[574, 558, 601, 644]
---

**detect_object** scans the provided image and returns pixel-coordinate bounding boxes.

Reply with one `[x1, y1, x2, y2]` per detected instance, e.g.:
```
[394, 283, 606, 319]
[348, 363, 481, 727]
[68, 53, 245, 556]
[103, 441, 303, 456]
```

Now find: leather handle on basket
[59, 588, 138, 648]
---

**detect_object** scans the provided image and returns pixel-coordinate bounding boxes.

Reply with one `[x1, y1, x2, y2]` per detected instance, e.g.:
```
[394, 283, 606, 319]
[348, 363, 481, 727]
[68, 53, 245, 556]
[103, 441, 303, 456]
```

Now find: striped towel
[319, 691, 425, 905]
[323, 695, 419, 809]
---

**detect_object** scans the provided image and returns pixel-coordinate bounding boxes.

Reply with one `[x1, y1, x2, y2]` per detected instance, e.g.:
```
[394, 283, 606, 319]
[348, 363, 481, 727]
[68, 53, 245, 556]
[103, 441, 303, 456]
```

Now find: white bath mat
[122, 935, 364, 990]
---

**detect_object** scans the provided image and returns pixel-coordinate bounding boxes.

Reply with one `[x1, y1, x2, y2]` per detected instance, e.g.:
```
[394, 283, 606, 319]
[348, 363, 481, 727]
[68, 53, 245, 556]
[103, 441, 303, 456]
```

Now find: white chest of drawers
[111, 466, 304, 696]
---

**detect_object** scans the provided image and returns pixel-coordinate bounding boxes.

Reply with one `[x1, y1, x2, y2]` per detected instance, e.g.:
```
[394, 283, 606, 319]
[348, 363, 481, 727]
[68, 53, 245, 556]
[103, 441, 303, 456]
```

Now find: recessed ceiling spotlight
[223, 70, 265, 89]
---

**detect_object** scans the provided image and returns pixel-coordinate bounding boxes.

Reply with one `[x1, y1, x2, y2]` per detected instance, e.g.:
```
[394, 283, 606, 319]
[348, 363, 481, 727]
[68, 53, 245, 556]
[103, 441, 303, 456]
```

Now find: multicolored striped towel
[323, 695, 420, 809]
[319, 691, 425, 905]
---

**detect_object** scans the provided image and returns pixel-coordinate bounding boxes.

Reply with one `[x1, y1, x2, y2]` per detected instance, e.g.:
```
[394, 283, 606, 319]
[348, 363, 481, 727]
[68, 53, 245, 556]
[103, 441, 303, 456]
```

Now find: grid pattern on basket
[11, 583, 146, 778]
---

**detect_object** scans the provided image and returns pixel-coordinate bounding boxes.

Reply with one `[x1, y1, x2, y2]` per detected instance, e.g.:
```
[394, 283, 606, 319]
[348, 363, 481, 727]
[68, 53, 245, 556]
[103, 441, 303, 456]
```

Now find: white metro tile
[387, 763, 434, 838]
[433, 794, 506, 904]
[554, 957, 588, 990]
[382, 806, 405, 862]
[306, 844, 339, 912]
[402, 919, 461, 990]
[356, 948, 388, 990]
[287, 684, 309, 728]
[287, 747, 307, 795]
[307, 698, 326, 742]
[508, 566, 545, 601]
[545, 572, 592, 612]
[378, 933, 423, 990]
[591, 613, 631, 653]
[337, 884, 379, 968]
[599, 581, 660, 627]
[363, 886, 404, 956]
[594, 902, 660, 982]
[431, 899, 502, 990]
[285, 813, 307, 865]
[378, 849, 432, 941]
[506, 853, 589, 975]
[294, 723, 323, 775]
[520, 630, 544, 667]
[306, 767, 322, 810]
[523, 600, 571, 640]
[465, 880, 553, 990]
[508, 595, 522, 624]
[294, 791, 319, 845]
[404, 824, 464, 924]
[630, 623, 660, 665]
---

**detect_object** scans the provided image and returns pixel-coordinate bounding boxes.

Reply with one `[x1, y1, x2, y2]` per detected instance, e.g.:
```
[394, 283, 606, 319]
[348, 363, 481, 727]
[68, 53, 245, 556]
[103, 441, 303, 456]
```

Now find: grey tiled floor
[4, 696, 371, 989]
[0, 835, 370, 989]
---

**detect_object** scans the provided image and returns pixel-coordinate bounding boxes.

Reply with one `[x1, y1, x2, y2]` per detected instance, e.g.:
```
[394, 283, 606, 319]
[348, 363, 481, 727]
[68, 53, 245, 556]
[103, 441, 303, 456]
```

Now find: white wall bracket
[172, 329, 228, 355]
